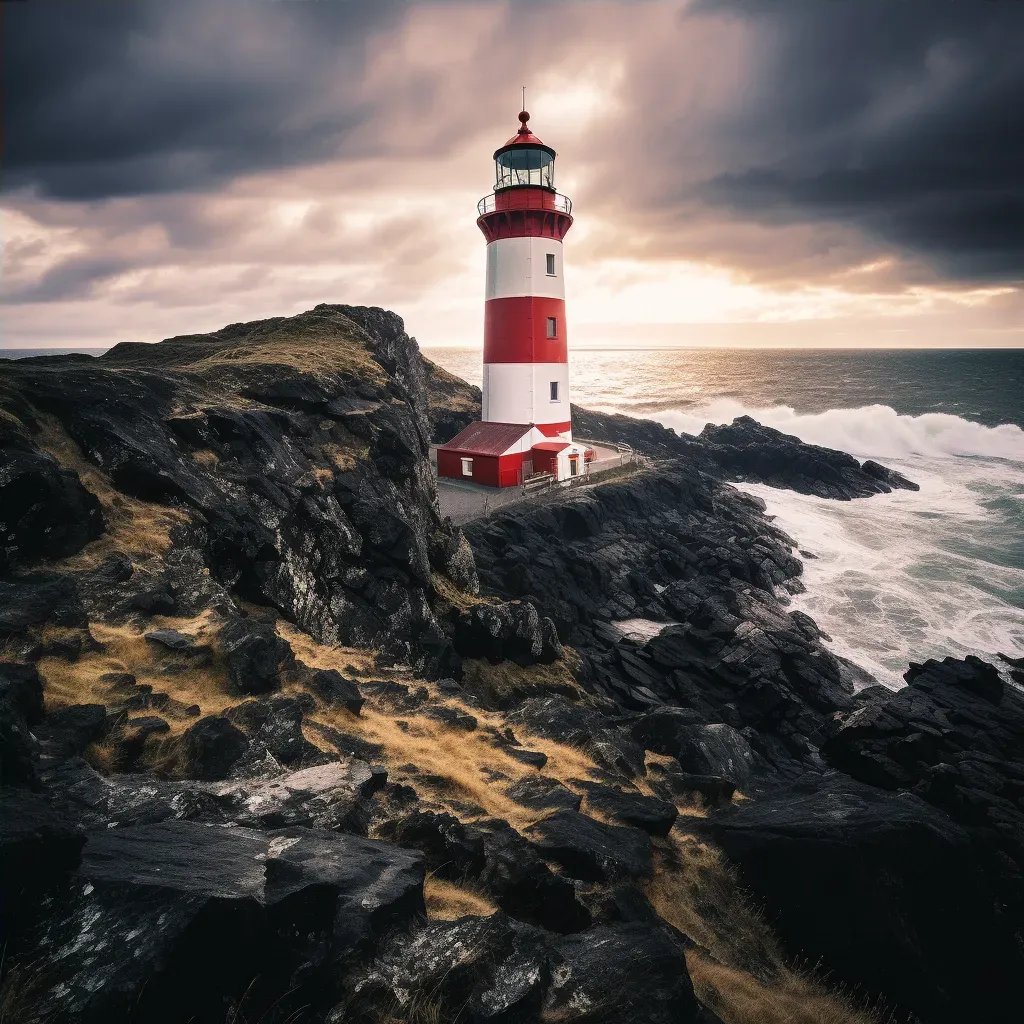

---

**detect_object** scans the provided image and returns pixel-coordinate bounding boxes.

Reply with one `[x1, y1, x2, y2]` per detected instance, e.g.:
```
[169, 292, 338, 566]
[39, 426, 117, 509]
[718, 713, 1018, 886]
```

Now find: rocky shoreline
[2, 305, 1021, 1024]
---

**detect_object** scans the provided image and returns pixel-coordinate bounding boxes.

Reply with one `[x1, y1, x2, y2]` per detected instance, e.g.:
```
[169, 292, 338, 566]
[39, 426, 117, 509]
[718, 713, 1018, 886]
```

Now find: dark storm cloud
[2, 0, 408, 200]
[678, 0, 1024, 282]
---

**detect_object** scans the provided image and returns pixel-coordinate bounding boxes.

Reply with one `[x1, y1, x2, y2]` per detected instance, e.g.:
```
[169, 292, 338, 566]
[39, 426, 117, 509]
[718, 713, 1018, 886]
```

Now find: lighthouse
[436, 108, 590, 489]
[477, 109, 574, 438]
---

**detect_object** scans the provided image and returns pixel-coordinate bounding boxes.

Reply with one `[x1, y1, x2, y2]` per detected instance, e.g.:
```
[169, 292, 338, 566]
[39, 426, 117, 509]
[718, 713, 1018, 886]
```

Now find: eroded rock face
[0, 426, 104, 573]
[0, 307, 481, 677]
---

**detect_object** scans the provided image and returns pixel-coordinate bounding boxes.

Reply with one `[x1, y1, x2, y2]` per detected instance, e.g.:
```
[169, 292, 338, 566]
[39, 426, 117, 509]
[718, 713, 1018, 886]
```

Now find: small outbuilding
[436, 420, 590, 488]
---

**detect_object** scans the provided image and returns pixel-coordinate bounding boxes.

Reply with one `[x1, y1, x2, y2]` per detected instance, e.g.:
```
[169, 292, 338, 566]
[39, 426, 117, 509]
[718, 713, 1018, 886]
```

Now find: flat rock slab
[507, 774, 582, 813]
[20, 819, 424, 1024]
[210, 759, 387, 830]
[523, 809, 653, 881]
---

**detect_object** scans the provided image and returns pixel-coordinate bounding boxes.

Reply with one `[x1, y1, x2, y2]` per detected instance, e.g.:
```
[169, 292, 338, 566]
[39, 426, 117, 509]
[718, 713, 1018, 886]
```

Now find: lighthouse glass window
[495, 147, 554, 189]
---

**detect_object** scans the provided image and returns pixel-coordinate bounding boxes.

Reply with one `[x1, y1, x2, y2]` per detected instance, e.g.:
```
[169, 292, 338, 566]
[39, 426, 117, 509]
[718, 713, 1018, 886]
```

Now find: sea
[5, 345, 1023, 690]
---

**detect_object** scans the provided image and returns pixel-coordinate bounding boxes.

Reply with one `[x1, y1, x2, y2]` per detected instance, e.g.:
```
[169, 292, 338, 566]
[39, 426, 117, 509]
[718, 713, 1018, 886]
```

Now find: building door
[522, 458, 533, 479]
[569, 455, 579, 477]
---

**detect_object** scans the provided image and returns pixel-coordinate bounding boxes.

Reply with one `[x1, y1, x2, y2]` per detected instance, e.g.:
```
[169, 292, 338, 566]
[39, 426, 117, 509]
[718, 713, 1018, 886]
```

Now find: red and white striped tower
[477, 109, 574, 439]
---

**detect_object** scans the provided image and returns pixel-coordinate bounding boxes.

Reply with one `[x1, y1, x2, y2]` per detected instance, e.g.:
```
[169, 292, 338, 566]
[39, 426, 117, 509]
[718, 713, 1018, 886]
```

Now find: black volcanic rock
[710, 777, 1022, 1024]
[575, 780, 678, 837]
[182, 715, 249, 780]
[377, 809, 485, 880]
[477, 818, 592, 933]
[543, 923, 700, 1024]
[0, 661, 45, 785]
[0, 789, 84, 946]
[16, 820, 424, 1024]
[697, 416, 920, 499]
[822, 655, 1024, 923]
[451, 600, 563, 666]
[0, 429, 104, 573]
[523, 809, 653, 882]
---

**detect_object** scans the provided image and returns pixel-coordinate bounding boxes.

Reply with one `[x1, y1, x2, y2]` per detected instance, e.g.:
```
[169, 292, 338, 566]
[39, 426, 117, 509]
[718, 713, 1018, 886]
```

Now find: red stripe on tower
[476, 109, 574, 439]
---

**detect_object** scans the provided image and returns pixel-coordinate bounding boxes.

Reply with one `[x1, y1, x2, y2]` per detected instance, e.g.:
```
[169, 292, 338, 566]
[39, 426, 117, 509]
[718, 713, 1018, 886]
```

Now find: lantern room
[493, 111, 556, 190]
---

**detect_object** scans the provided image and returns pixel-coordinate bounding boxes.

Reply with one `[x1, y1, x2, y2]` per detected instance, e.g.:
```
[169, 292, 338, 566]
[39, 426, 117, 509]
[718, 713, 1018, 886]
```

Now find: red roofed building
[437, 421, 589, 488]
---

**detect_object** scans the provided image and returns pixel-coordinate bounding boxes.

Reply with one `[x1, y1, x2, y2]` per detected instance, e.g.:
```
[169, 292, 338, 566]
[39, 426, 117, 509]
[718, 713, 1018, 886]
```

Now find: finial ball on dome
[518, 110, 530, 125]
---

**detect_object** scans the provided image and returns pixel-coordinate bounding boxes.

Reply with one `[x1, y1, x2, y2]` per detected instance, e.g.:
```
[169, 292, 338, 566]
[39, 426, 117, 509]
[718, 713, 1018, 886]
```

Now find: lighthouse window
[550, 381, 560, 402]
[461, 458, 473, 477]
[495, 147, 554, 189]
[546, 253, 556, 276]
[546, 316, 557, 338]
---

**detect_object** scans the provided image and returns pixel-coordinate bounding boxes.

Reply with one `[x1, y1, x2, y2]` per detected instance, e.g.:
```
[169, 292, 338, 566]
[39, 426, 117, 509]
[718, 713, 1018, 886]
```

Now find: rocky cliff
[1, 307, 1020, 1024]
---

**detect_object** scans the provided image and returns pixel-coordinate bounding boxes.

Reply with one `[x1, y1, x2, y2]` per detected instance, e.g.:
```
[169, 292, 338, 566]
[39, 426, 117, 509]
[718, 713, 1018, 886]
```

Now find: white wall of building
[482, 361, 571, 429]
[485, 237, 565, 300]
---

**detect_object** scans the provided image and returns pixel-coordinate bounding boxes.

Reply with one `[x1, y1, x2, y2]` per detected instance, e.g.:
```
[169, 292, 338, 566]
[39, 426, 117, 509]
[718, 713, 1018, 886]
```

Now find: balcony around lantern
[477, 189, 572, 217]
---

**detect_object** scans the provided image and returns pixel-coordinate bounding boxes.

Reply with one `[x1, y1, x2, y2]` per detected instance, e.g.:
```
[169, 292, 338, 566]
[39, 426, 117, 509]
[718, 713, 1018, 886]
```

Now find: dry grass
[646, 834, 884, 1024]
[275, 621, 376, 676]
[36, 613, 232, 727]
[31, 413, 189, 568]
[429, 572, 494, 613]
[185, 328, 388, 387]
[423, 875, 497, 921]
[689, 954, 883, 1024]
[459, 656, 583, 708]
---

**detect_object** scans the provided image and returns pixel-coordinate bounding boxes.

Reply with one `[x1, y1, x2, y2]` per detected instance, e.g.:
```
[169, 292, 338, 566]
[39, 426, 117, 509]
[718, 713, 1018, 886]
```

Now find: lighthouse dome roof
[496, 110, 554, 155]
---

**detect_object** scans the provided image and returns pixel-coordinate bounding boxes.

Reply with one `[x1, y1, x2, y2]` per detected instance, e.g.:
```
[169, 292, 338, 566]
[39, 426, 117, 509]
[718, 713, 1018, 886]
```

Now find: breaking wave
[653, 402, 1024, 689]
[648, 399, 1024, 462]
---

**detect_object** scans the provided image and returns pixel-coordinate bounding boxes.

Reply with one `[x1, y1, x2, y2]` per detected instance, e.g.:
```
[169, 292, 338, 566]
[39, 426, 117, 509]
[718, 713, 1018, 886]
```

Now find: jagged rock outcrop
[709, 775, 1020, 1024]
[822, 655, 1024, 927]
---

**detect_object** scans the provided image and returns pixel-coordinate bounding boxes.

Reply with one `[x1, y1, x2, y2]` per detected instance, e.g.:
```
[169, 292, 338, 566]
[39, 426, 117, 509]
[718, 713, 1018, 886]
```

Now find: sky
[3, 0, 1023, 350]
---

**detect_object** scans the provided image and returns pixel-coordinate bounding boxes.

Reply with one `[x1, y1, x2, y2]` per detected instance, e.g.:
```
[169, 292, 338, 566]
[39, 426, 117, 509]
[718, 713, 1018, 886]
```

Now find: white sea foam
[653, 403, 1024, 688]
[650, 400, 1024, 462]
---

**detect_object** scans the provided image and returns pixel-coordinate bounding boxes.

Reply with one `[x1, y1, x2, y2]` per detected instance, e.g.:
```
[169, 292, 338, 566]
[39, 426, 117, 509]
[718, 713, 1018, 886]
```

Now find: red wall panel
[484, 296, 568, 363]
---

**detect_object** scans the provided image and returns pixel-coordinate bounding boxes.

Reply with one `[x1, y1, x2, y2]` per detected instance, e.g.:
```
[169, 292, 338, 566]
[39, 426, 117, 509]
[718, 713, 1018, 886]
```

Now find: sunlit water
[428, 346, 1024, 688]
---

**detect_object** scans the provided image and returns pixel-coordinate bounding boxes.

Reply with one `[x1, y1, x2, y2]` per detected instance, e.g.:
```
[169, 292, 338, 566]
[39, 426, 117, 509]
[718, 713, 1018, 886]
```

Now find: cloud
[2, 0, 1022, 349]
[669, 0, 1024, 283]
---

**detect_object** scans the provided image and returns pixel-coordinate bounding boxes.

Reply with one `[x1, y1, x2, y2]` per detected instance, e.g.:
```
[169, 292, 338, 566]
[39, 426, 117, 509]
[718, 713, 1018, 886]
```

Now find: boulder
[377, 809, 485, 880]
[220, 617, 293, 696]
[632, 711, 755, 783]
[181, 715, 249, 780]
[508, 696, 647, 779]
[477, 818, 591, 934]
[523, 809, 653, 882]
[33, 703, 109, 761]
[210, 759, 387, 831]
[0, 661, 44, 785]
[506, 774, 582, 813]
[226, 695, 321, 766]
[451, 600, 562, 666]
[575, 780, 678, 836]
[543, 923, 700, 1023]
[0, 788, 84, 945]
[14, 820, 424, 1024]
[647, 767, 736, 808]
[0, 440, 104, 572]
[345, 912, 551, 1023]
[308, 667, 364, 714]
